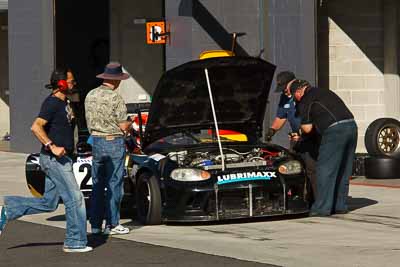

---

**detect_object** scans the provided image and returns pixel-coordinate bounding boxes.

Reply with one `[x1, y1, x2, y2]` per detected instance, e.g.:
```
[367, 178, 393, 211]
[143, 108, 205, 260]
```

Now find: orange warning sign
[146, 22, 167, 44]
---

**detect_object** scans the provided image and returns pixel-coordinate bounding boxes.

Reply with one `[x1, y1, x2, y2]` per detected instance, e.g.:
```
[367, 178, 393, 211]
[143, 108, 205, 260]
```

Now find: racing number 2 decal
[73, 161, 93, 190]
[78, 163, 92, 190]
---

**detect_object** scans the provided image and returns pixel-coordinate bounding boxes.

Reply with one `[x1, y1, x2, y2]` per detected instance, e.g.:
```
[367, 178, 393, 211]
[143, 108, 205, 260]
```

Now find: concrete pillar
[9, 0, 54, 153]
[384, 0, 400, 119]
[0, 11, 8, 139]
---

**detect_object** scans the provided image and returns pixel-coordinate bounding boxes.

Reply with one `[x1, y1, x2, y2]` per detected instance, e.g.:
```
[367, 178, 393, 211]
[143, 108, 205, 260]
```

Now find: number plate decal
[73, 157, 93, 190]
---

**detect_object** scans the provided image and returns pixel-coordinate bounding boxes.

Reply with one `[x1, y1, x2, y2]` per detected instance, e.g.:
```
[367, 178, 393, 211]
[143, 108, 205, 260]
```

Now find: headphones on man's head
[57, 79, 68, 91]
[46, 68, 70, 92]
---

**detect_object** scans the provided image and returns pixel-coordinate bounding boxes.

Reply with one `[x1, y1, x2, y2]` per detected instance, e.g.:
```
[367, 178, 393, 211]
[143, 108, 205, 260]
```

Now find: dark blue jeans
[4, 154, 87, 248]
[311, 121, 358, 215]
[90, 136, 125, 229]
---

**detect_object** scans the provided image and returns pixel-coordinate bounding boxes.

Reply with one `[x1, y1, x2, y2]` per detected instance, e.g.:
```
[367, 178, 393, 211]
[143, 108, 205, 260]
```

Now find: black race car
[130, 56, 312, 224]
[25, 56, 312, 225]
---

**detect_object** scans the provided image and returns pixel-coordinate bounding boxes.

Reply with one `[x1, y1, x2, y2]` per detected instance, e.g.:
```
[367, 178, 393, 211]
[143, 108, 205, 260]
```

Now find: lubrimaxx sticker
[217, 171, 276, 185]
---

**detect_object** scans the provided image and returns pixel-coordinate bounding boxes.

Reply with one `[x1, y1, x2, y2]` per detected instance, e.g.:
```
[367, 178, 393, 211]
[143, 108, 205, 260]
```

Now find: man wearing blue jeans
[0, 68, 92, 252]
[291, 79, 358, 216]
[85, 62, 131, 235]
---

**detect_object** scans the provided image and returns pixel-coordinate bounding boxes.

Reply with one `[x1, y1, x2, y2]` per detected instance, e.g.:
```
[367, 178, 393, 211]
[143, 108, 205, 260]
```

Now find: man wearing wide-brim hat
[85, 62, 132, 235]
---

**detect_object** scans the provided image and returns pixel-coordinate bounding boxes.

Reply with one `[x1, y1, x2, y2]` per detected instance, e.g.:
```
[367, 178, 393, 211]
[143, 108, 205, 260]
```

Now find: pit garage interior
[6, 0, 400, 171]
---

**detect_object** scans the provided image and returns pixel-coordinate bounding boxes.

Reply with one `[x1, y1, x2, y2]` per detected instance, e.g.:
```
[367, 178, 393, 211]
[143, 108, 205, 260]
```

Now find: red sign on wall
[146, 22, 167, 44]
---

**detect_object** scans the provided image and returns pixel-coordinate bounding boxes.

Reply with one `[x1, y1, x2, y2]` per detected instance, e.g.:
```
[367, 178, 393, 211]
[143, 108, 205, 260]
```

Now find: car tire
[364, 118, 400, 158]
[136, 173, 162, 225]
[364, 156, 400, 179]
[25, 154, 45, 197]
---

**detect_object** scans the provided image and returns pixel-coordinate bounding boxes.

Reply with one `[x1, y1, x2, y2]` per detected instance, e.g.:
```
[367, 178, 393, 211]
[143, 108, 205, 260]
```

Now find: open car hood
[142, 56, 276, 148]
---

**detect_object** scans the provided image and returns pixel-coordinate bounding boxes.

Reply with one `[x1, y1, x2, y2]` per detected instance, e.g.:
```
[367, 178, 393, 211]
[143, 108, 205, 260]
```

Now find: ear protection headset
[46, 68, 70, 92]
[57, 79, 69, 91]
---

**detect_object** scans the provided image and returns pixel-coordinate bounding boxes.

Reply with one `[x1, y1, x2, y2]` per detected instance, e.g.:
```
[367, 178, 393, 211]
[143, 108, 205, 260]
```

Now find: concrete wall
[165, 0, 317, 148]
[0, 1, 7, 10]
[9, 0, 54, 153]
[165, 0, 262, 69]
[0, 11, 8, 139]
[318, 0, 386, 152]
[110, 0, 164, 103]
[264, 0, 317, 147]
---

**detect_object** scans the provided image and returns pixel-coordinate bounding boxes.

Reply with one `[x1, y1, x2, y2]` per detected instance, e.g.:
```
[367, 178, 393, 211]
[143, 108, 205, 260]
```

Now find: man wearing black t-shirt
[0, 69, 92, 253]
[290, 79, 358, 217]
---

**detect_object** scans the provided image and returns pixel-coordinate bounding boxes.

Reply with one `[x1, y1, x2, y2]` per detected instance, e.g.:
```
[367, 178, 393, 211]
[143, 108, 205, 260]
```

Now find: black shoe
[309, 212, 330, 217]
[334, 210, 348, 215]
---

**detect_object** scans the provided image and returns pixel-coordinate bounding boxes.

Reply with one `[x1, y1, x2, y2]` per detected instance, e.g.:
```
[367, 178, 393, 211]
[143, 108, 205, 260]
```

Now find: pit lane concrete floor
[1, 151, 400, 267]
[0, 140, 9, 152]
[0, 221, 273, 267]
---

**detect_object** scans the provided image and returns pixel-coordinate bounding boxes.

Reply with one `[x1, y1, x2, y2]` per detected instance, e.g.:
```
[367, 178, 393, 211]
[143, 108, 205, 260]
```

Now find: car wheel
[365, 156, 400, 179]
[136, 173, 162, 225]
[365, 118, 400, 158]
[25, 154, 45, 197]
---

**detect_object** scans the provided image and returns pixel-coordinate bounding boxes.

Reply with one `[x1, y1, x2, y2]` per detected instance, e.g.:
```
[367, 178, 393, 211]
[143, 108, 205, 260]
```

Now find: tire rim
[138, 180, 151, 218]
[377, 125, 400, 154]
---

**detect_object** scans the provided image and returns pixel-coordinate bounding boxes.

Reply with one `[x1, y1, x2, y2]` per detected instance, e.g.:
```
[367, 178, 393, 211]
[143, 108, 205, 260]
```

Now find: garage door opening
[55, 0, 110, 136]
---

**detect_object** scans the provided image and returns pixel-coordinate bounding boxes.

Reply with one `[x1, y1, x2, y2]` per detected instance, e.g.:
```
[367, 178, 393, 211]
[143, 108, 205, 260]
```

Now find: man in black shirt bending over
[290, 79, 358, 217]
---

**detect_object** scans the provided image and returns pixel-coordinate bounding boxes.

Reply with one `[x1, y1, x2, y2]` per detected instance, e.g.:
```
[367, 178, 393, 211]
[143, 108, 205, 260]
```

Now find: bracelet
[44, 141, 53, 149]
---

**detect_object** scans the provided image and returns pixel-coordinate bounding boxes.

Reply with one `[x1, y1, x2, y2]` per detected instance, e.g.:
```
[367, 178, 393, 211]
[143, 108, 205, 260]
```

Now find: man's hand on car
[288, 132, 301, 142]
[265, 128, 276, 141]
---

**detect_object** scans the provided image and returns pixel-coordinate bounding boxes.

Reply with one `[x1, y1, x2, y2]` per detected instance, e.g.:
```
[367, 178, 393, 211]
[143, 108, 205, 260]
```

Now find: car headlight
[278, 160, 302, 175]
[170, 168, 211, 182]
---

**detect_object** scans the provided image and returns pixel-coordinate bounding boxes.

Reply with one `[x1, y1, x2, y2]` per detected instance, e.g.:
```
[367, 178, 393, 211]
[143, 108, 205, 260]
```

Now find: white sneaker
[103, 225, 130, 235]
[63, 246, 93, 253]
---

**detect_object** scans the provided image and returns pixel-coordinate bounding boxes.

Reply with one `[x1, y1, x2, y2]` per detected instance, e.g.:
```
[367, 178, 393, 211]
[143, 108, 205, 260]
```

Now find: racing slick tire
[365, 118, 400, 158]
[364, 156, 400, 179]
[136, 173, 162, 225]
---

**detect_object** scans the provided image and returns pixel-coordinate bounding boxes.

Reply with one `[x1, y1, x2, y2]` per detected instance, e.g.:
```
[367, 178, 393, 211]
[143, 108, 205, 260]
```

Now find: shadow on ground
[8, 242, 63, 250]
[347, 196, 378, 212]
[45, 196, 377, 227]
[166, 213, 309, 227]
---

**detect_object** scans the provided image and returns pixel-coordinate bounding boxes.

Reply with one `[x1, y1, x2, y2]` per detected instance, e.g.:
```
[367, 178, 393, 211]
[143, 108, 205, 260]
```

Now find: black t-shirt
[38, 95, 74, 153]
[296, 87, 354, 135]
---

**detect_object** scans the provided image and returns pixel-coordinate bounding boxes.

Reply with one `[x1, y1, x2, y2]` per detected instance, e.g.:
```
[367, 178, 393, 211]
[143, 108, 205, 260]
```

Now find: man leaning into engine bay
[265, 71, 319, 194]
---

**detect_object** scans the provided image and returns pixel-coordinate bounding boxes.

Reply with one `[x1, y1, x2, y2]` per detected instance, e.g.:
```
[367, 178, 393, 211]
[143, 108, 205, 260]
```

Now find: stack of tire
[364, 118, 400, 179]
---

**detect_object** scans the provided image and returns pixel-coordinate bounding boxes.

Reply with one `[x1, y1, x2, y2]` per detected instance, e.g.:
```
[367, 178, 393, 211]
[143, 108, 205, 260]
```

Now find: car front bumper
[162, 174, 311, 222]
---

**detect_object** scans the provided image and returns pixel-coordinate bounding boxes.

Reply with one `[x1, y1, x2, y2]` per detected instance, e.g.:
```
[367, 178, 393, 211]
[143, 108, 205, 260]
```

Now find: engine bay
[167, 147, 288, 169]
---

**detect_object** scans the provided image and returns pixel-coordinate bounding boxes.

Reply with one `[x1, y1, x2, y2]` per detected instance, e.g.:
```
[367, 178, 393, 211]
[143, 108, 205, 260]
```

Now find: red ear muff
[57, 80, 68, 91]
